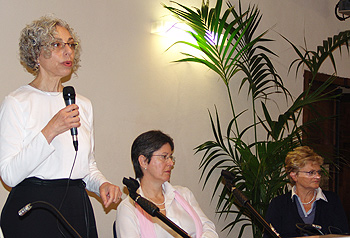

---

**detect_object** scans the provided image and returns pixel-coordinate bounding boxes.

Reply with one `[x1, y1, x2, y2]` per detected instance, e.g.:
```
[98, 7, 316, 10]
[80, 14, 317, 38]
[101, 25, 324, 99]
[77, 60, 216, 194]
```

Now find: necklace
[301, 190, 316, 205]
[146, 198, 165, 206]
[29, 81, 63, 93]
[144, 191, 166, 206]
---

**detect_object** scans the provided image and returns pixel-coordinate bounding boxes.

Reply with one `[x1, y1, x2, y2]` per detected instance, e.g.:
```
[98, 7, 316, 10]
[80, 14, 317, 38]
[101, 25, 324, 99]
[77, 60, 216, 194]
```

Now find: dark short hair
[131, 130, 174, 179]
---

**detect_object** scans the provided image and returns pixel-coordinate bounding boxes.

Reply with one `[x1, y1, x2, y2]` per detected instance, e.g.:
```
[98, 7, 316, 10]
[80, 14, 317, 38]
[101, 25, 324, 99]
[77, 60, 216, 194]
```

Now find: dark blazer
[264, 191, 349, 237]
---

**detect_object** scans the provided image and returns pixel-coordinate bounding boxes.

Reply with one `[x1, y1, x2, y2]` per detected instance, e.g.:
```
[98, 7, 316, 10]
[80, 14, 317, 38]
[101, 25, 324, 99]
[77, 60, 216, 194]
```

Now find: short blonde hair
[19, 15, 81, 75]
[285, 146, 324, 185]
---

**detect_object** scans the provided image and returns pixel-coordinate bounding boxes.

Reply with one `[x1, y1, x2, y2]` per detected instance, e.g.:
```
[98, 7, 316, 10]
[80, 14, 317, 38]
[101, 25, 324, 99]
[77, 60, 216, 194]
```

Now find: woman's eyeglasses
[152, 154, 176, 164]
[48, 41, 79, 51]
[298, 170, 323, 177]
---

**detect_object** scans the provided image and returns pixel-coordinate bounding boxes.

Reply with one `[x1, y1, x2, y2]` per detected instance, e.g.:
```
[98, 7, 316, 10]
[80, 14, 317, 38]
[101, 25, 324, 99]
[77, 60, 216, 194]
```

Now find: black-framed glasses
[298, 170, 323, 177]
[152, 154, 176, 164]
[49, 41, 79, 50]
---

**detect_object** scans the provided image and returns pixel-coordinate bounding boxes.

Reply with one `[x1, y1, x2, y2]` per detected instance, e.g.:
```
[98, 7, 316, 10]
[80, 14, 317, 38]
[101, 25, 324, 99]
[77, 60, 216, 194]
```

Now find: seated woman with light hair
[265, 146, 349, 237]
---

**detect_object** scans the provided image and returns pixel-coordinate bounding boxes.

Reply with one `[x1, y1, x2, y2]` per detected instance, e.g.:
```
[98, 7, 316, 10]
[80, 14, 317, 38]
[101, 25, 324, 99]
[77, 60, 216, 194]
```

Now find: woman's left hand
[99, 182, 122, 208]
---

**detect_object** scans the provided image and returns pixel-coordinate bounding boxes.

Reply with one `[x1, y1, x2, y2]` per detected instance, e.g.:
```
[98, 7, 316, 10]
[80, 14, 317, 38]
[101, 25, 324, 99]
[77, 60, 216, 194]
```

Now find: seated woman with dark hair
[115, 130, 218, 238]
[265, 146, 349, 237]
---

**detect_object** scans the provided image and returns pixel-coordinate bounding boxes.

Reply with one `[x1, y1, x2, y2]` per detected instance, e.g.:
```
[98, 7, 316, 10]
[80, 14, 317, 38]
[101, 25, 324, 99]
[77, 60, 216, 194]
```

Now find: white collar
[138, 181, 175, 200]
[291, 185, 328, 202]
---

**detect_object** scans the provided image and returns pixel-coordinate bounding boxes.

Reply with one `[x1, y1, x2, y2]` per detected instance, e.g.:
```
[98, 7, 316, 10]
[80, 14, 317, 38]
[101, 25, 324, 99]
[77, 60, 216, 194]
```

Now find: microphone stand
[221, 170, 281, 238]
[123, 177, 191, 238]
[18, 201, 82, 238]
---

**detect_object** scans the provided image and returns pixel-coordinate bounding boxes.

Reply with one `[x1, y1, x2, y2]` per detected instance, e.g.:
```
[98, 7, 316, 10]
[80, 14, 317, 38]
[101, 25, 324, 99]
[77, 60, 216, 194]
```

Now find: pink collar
[135, 190, 203, 238]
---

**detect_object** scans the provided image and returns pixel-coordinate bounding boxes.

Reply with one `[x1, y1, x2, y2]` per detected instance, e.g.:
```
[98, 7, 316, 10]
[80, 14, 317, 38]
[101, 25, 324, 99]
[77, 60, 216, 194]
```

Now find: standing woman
[265, 146, 349, 237]
[0, 16, 121, 237]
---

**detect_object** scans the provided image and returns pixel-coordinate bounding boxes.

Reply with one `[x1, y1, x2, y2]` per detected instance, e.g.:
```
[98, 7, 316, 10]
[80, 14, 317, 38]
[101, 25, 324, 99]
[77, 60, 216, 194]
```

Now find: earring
[144, 167, 147, 170]
[35, 63, 40, 71]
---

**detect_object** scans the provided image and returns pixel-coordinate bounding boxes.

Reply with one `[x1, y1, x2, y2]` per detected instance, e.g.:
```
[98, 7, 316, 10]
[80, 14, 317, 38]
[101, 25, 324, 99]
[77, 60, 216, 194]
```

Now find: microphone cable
[18, 201, 82, 238]
[57, 150, 89, 238]
[296, 223, 345, 235]
[328, 225, 343, 234]
[59, 86, 89, 237]
[296, 223, 324, 236]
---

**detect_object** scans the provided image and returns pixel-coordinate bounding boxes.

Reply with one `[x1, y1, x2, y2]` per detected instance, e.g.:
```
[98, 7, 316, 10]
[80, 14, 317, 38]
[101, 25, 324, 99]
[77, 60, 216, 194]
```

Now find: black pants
[0, 177, 98, 238]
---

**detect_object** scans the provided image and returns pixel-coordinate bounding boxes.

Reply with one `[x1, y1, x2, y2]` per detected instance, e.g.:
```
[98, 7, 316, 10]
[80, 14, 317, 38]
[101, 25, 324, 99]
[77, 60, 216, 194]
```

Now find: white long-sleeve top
[0, 85, 108, 194]
[116, 181, 218, 238]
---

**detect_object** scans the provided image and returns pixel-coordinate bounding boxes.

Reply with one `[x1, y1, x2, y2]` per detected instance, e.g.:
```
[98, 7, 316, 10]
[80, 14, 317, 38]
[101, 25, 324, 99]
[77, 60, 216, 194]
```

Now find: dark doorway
[303, 70, 350, 229]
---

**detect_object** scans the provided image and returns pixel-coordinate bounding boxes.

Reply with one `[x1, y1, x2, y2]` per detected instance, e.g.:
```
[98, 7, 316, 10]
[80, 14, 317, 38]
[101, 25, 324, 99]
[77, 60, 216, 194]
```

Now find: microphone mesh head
[63, 86, 76, 100]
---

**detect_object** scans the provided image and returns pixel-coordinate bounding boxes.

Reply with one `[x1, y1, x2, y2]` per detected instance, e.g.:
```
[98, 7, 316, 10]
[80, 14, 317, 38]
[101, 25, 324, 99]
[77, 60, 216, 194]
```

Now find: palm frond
[287, 30, 350, 77]
[164, 1, 349, 237]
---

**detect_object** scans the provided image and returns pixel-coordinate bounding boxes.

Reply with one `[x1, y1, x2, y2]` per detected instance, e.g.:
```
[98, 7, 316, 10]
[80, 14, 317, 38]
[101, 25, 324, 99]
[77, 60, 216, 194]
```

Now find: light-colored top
[0, 85, 108, 194]
[116, 181, 218, 238]
[291, 186, 327, 218]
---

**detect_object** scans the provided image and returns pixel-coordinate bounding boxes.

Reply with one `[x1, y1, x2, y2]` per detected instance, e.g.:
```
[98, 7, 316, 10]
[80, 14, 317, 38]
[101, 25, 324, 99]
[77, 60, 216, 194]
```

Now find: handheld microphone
[63, 86, 78, 151]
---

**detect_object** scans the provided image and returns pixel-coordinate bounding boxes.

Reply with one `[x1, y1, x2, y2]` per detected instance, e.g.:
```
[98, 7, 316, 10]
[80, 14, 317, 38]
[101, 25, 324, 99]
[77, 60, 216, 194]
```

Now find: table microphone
[18, 201, 82, 238]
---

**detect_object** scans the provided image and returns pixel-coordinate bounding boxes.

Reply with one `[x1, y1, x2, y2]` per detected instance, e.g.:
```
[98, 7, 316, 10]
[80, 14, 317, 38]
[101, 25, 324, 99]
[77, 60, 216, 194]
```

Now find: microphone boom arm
[221, 170, 281, 238]
[123, 177, 191, 238]
[18, 201, 82, 238]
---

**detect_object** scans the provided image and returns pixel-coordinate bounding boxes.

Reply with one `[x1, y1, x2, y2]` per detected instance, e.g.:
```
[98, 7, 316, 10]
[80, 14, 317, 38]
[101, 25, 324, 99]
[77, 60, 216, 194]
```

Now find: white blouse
[0, 85, 108, 194]
[116, 181, 218, 238]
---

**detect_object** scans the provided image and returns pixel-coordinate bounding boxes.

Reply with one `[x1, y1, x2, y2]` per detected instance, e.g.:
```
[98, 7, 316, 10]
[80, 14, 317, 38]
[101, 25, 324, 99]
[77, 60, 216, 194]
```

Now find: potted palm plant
[163, 0, 350, 237]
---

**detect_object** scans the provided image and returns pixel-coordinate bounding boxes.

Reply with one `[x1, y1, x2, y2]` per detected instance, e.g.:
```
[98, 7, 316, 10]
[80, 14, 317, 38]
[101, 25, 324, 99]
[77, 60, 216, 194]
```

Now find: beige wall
[0, 0, 348, 237]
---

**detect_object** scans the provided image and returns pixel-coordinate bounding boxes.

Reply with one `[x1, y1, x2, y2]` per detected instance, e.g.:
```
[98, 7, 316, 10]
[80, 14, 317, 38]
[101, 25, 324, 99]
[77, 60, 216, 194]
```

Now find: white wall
[0, 0, 349, 237]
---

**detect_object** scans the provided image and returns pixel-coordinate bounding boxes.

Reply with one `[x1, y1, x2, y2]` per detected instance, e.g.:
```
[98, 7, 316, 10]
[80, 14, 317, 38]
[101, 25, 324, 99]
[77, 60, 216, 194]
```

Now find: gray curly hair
[19, 15, 81, 75]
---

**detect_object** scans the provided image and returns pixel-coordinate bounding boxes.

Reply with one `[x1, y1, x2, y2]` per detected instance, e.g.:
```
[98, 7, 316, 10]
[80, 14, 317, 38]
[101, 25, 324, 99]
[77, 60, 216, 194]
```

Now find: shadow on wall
[86, 190, 119, 214]
[0, 178, 11, 192]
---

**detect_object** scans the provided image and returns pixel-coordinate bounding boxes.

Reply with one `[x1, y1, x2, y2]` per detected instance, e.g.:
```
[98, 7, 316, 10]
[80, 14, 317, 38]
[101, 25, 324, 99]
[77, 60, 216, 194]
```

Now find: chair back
[113, 220, 117, 238]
